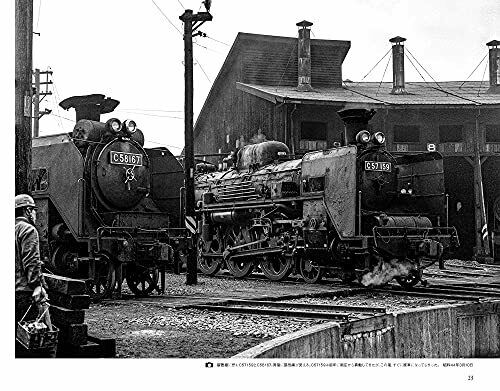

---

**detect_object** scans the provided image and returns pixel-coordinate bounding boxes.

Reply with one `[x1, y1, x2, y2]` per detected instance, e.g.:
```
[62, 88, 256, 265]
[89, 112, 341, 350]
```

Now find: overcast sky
[21, 0, 500, 152]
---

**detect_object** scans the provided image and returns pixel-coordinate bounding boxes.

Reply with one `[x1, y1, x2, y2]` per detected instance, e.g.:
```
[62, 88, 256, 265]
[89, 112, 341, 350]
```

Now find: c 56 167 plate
[110, 151, 143, 166]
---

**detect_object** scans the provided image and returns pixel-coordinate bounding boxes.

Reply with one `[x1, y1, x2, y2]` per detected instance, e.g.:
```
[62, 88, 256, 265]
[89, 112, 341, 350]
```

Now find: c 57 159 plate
[364, 161, 391, 172]
[110, 151, 143, 166]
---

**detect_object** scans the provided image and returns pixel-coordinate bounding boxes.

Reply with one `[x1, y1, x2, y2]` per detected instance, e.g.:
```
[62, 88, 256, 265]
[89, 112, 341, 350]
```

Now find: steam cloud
[249, 129, 267, 144]
[361, 258, 416, 287]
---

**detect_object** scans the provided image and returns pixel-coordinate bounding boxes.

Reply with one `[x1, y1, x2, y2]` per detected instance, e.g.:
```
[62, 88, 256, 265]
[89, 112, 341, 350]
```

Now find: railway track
[185, 299, 386, 322]
[374, 281, 500, 301]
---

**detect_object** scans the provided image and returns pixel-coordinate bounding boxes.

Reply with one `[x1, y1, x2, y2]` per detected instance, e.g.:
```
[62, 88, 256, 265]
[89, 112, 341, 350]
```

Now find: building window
[439, 125, 463, 143]
[486, 125, 500, 143]
[393, 125, 420, 143]
[300, 121, 327, 150]
[300, 122, 327, 141]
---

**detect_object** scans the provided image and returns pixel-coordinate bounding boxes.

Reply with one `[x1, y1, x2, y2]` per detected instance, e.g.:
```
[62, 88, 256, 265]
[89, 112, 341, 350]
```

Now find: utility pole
[15, 0, 33, 194]
[32, 68, 53, 137]
[472, 109, 492, 263]
[179, 6, 212, 285]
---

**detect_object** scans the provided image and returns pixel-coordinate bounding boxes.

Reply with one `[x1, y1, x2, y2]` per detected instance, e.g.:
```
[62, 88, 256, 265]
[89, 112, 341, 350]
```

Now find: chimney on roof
[487, 40, 500, 94]
[297, 20, 313, 92]
[390, 36, 407, 95]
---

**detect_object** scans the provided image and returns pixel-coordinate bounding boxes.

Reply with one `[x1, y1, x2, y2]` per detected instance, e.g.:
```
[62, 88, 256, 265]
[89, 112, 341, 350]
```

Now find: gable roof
[194, 32, 351, 135]
[236, 81, 500, 108]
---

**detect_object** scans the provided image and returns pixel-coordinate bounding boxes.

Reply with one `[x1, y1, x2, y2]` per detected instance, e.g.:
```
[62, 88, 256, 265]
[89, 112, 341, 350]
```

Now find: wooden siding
[235, 301, 500, 358]
[241, 39, 345, 87]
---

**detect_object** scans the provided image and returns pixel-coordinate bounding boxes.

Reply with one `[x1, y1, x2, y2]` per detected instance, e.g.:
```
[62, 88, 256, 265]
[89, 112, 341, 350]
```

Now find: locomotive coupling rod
[224, 247, 282, 261]
[225, 237, 270, 253]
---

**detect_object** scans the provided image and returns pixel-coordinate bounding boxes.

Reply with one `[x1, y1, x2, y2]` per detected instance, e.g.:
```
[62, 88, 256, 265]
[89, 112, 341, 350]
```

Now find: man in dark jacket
[15, 194, 52, 357]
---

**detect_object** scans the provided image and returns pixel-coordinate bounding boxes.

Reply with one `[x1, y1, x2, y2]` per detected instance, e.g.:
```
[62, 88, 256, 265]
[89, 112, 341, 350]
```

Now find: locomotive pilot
[15, 194, 54, 357]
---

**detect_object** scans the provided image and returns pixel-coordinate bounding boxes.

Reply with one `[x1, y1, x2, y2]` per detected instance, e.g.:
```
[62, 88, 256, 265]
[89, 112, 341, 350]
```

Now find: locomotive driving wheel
[197, 237, 222, 276]
[226, 259, 254, 278]
[126, 264, 159, 297]
[299, 257, 323, 284]
[224, 226, 254, 278]
[260, 255, 293, 281]
[86, 253, 116, 301]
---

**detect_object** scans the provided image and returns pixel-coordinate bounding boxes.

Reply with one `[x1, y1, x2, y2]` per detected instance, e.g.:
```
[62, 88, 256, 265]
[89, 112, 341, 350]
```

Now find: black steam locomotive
[195, 109, 459, 287]
[31, 94, 187, 299]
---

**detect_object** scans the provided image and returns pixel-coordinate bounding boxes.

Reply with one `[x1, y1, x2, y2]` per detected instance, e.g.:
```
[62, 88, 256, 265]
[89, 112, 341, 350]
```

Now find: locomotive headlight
[372, 132, 386, 145]
[107, 118, 122, 133]
[401, 188, 407, 194]
[355, 130, 371, 144]
[123, 119, 137, 134]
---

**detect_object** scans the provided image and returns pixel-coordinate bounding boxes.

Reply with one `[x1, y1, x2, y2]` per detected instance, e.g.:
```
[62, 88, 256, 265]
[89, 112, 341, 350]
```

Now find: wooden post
[473, 109, 492, 262]
[179, 9, 212, 285]
[15, 0, 33, 194]
[33, 68, 40, 137]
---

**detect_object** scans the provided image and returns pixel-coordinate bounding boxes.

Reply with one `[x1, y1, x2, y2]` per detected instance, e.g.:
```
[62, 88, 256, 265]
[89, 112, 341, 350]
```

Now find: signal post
[180, 8, 212, 285]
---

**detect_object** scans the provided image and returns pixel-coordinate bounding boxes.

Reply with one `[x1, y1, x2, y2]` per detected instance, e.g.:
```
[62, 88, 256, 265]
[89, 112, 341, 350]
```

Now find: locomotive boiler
[195, 108, 459, 287]
[31, 94, 186, 299]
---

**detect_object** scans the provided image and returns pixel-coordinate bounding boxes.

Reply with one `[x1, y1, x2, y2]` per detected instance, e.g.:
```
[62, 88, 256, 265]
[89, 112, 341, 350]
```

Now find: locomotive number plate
[364, 161, 391, 172]
[110, 151, 143, 166]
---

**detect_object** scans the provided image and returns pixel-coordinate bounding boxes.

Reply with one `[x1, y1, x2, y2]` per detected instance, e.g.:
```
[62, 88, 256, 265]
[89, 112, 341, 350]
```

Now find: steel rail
[186, 304, 352, 321]
[221, 299, 387, 313]
[396, 286, 500, 298]
[372, 288, 482, 301]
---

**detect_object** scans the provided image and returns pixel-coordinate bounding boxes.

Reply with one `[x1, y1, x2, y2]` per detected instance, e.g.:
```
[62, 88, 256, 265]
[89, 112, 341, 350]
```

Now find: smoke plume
[361, 258, 415, 287]
[249, 129, 267, 144]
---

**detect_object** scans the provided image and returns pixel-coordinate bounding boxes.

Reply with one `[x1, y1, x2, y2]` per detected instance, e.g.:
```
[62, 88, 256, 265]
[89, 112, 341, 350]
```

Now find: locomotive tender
[31, 94, 186, 299]
[195, 108, 459, 287]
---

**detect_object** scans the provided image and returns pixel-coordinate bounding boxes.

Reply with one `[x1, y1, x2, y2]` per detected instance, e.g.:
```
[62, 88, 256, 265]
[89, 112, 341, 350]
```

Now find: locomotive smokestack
[337, 108, 376, 145]
[297, 20, 313, 92]
[59, 94, 120, 122]
[487, 40, 500, 93]
[389, 36, 407, 95]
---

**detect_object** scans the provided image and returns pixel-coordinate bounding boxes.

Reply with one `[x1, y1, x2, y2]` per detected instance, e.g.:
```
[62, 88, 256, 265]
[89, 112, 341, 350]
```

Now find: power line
[151, 0, 183, 35]
[151, 0, 212, 82]
[205, 35, 230, 46]
[35, 0, 42, 31]
[146, 139, 184, 150]
[50, 113, 75, 122]
[119, 108, 183, 113]
[115, 110, 184, 119]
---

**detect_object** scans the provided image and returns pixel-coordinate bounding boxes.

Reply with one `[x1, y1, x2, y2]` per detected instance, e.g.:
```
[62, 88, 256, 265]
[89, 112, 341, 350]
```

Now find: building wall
[194, 34, 350, 160]
[368, 107, 500, 153]
[369, 106, 500, 259]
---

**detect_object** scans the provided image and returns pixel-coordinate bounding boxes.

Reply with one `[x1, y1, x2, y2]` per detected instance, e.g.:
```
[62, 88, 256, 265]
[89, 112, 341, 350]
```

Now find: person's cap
[15, 194, 37, 209]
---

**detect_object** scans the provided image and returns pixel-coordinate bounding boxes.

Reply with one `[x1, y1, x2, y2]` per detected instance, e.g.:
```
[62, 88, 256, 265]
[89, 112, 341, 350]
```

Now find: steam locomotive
[195, 109, 459, 287]
[31, 94, 187, 299]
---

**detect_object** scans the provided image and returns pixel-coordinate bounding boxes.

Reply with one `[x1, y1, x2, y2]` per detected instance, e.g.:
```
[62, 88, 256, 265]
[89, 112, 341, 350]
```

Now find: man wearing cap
[15, 194, 52, 357]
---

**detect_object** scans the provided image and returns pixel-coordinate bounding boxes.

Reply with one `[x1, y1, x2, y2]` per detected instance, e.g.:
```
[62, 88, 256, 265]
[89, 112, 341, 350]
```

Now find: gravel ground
[85, 261, 499, 358]
[86, 274, 331, 358]
[281, 292, 461, 312]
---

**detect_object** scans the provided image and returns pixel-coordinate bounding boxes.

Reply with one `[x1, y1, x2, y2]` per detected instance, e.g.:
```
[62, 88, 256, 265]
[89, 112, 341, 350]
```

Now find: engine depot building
[193, 22, 500, 262]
